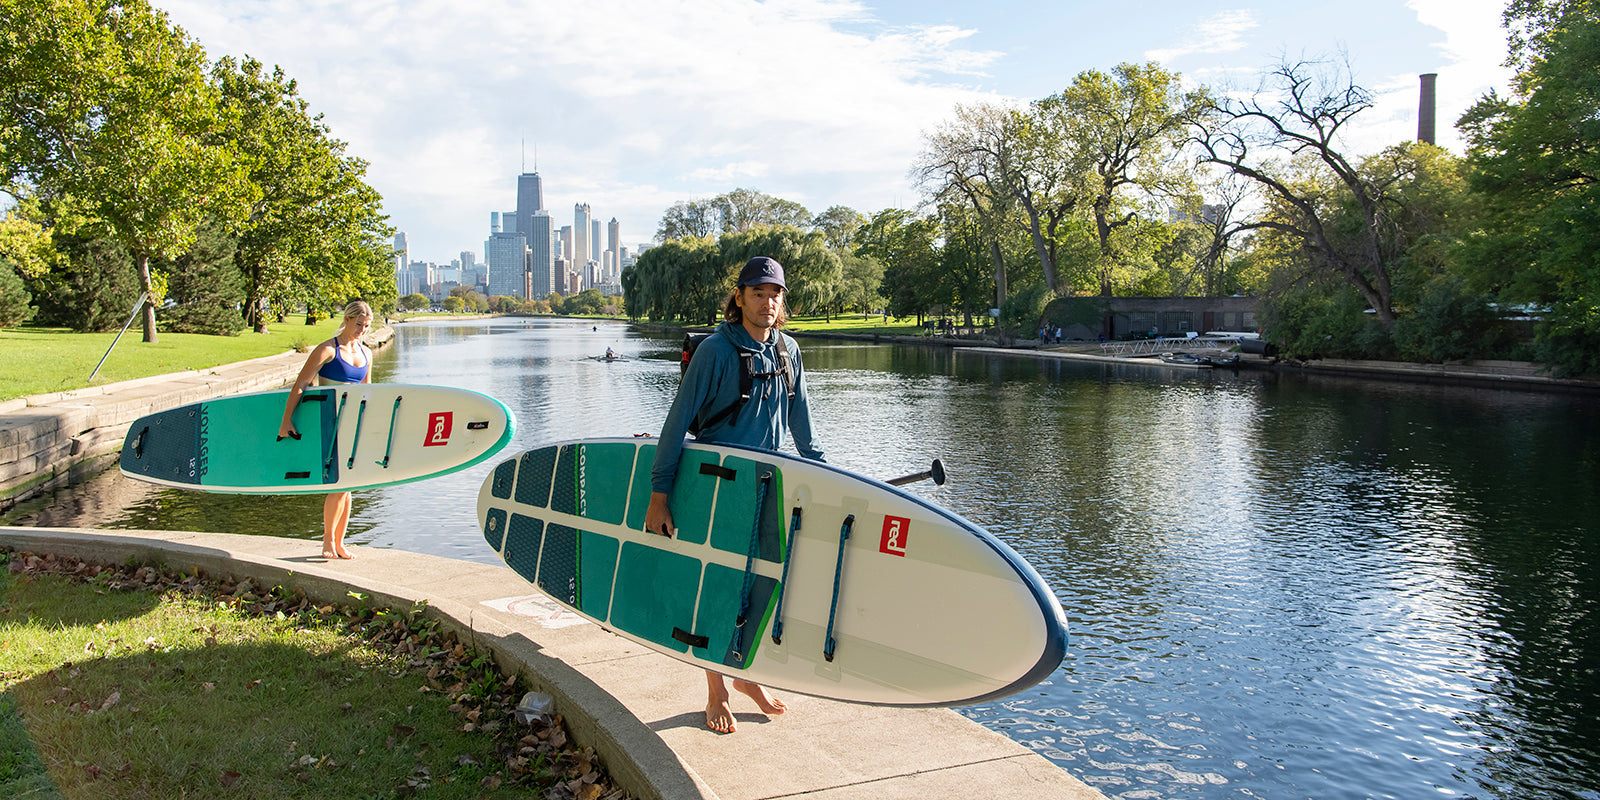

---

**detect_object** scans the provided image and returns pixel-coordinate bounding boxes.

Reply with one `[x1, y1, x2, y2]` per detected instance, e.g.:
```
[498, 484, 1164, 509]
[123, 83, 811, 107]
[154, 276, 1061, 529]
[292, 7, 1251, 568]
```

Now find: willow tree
[0, 0, 253, 342]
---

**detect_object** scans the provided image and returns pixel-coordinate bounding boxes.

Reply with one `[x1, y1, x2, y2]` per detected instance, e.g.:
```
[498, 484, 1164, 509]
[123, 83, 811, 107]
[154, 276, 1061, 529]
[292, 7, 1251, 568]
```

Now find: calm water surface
[9, 318, 1599, 800]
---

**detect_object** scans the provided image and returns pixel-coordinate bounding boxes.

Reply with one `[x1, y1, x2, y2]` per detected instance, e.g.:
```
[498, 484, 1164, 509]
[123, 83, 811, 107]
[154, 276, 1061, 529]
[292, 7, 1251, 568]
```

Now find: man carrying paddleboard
[645, 255, 824, 733]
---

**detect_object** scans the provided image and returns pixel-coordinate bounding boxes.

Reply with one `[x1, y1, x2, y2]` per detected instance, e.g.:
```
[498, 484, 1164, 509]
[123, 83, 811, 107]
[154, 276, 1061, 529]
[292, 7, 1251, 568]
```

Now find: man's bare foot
[705, 675, 736, 733]
[706, 696, 736, 733]
[733, 680, 787, 716]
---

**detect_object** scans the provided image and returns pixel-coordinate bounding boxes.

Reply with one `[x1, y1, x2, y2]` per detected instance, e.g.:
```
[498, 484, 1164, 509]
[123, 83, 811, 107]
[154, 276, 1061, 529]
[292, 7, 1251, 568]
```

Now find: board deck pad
[121, 384, 513, 494]
[479, 437, 1069, 707]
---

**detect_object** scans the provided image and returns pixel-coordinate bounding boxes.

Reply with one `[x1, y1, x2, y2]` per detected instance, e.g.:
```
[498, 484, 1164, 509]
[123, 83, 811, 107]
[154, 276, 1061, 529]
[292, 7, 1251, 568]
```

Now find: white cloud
[1147, 10, 1260, 64]
[153, 0, 1007, 261]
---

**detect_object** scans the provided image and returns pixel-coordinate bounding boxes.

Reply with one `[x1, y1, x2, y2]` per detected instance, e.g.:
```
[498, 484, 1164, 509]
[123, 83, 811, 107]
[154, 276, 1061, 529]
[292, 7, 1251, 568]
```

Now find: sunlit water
[9, 318, 1599, 800]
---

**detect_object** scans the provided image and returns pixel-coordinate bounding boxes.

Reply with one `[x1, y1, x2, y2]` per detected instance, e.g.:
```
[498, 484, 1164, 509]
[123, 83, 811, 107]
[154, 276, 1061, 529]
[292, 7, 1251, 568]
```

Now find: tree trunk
[137, 252, 158, 343]
[989, 240, 1007, 309]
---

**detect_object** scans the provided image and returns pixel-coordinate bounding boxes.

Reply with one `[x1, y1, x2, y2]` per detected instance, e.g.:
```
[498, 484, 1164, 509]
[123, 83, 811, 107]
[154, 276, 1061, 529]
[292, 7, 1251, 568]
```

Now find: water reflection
[7, 318, 1599, 800]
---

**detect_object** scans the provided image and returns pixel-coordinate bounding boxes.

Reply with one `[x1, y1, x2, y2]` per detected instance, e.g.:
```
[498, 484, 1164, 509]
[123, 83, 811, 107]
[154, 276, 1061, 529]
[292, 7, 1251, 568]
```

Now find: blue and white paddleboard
[121, 384, 513, 494]
[477, 437, 1068, 707]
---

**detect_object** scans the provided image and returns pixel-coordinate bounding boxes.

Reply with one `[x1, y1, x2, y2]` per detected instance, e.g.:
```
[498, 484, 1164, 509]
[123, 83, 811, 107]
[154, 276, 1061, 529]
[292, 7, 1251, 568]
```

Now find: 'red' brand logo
[423, 412, 453, 446]
[879, 515, 909, 557]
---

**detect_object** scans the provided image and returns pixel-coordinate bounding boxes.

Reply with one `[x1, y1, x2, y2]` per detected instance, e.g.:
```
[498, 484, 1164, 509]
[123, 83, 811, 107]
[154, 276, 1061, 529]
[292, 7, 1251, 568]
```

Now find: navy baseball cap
[737, 256, 786, 290]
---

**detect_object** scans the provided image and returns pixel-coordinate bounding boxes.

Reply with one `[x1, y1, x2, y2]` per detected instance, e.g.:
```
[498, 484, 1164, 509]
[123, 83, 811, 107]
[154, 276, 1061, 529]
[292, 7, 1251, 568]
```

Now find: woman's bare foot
[733, 680, 788, 716]
[322, 549, 338, 560]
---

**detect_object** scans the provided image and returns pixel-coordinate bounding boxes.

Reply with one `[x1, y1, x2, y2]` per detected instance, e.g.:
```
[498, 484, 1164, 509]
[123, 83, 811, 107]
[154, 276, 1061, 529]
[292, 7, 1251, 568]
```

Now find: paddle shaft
[886, 459, 946, 487]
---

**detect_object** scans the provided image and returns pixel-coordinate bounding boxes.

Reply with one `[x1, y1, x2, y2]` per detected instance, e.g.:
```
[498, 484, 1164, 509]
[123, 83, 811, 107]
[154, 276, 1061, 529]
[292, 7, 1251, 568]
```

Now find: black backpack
[681, 331, 794, 436]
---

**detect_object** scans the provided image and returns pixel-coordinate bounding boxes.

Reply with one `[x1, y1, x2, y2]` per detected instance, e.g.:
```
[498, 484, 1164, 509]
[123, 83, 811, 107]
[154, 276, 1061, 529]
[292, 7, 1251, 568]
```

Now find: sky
[151, 0, 1517, 266]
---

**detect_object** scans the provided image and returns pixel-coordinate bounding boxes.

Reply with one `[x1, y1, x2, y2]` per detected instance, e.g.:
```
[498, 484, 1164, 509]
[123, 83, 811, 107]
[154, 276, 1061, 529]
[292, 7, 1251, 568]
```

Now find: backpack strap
[772, 333, 794, 400]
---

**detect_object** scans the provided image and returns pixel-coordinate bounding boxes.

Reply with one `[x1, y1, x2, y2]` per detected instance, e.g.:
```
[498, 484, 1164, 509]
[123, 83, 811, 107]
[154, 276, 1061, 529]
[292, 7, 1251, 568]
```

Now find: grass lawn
[781, 314, 937, 337]
[0, 321, 329, 403]
[0, 550, 623, 800]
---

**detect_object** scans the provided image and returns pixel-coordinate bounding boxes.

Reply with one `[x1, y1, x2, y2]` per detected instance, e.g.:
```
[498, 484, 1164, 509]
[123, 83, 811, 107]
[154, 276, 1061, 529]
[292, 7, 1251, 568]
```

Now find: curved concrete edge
[0, 526, 716, 800]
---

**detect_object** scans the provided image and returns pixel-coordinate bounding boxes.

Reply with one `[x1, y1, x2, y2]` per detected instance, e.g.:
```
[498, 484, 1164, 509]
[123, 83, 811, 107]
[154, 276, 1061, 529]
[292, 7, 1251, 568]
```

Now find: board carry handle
[730, 471, 773, 664]
[130, 426, 148, 459]
[376, 395, 402, 468]
[322, 391, 348, 482]
[771, 506, 802, 645]
[277, 391, 326, 441]
[346, 398, 368, 469]
[823, 514, 855, 663]
[672, 627, 709, 649]
[886, 459, 946, 487]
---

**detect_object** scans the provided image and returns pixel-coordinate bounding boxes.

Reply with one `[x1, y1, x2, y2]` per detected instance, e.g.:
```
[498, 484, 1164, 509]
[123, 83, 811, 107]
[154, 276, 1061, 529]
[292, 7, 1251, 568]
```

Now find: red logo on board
[423, 412, 453, 446]
[879, 515, 909, 557]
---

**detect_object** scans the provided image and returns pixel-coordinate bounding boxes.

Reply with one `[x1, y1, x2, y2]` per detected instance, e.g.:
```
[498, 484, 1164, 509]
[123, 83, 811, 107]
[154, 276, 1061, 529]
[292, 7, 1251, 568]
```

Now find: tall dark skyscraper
[515, 172, 544, 237]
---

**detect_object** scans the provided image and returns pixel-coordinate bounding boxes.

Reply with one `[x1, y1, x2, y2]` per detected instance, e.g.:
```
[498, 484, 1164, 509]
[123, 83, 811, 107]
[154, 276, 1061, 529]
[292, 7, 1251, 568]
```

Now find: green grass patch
[0, 551, 626, 800]
[0, 323, 334, 402]
[784, 314, 942, 337]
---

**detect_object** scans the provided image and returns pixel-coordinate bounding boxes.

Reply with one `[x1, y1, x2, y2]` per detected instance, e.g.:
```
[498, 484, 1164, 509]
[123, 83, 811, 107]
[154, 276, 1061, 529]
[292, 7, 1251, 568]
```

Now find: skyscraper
[486, 228, 528, 298]
[515, 172, 552, 298]
[574, 203, 591, 274]
[528, 211, 555, 298]
[515, 172, 543, 242]
[607, 218, 620, 283]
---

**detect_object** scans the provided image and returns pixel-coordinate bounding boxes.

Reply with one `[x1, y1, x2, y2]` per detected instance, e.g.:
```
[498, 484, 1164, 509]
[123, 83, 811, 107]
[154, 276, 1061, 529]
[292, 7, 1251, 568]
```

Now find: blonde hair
[342, 299, 373, 320]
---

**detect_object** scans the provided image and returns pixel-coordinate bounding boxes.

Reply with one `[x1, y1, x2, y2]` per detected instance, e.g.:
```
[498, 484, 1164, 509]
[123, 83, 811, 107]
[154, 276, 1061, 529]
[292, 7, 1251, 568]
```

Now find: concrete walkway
[1, 526, 1104, 800]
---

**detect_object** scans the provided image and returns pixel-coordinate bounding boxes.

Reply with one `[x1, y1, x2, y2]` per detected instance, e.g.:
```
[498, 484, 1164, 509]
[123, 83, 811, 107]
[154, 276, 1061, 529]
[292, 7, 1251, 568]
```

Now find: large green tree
[1459, 4, 1600, 373]
[1039, 62, 1206, 301]
[1, 0, 254, 342]
[914, 102, 1033, 302]
[212, 56, 392, 331]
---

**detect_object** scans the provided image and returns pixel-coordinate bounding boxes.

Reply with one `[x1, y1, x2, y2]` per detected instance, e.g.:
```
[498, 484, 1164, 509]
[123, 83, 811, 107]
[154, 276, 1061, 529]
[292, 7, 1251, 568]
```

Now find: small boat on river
[1159, 352, 1212, 369]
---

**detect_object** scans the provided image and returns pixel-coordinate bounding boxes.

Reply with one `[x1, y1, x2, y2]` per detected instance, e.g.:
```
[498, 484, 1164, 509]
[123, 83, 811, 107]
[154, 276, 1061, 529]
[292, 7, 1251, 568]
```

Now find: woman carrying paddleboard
[645, 256, 825, 734]
[278, 299, 374, 560]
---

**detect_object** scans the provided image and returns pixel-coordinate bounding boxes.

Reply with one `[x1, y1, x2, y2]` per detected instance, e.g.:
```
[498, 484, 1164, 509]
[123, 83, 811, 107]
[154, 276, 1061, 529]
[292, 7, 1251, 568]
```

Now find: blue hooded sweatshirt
[651, 321, 824, 494]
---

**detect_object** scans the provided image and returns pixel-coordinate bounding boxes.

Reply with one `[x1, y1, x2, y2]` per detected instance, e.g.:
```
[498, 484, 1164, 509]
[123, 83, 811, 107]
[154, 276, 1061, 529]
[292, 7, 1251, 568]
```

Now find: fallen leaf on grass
[99, 691, 120, 711]
[219, 770, 241, 787]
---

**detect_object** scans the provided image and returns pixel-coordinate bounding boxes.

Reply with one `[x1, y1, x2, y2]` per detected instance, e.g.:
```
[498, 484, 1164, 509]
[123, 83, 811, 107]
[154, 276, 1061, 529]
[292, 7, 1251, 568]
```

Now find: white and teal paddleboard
[477, 437, 1068, 707]
[121, 384, 513, 494]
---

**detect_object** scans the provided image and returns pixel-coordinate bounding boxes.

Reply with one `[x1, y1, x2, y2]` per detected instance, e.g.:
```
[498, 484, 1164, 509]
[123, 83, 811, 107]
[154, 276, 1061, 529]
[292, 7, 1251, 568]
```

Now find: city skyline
[152, 1, 1515, 265]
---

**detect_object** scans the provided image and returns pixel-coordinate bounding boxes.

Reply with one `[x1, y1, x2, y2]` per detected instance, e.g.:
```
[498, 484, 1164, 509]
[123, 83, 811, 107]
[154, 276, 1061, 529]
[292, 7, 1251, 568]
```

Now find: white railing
[1099, 332, 1251, 357]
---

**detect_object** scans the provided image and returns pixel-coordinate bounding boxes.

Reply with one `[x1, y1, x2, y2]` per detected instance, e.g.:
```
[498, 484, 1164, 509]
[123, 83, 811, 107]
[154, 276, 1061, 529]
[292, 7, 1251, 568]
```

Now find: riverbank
[636, 319, 1600, 393]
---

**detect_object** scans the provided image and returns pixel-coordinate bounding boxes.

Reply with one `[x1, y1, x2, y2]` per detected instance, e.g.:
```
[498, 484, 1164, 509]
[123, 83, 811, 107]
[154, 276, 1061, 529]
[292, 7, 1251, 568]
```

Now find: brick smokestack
[1418, 73, 1438, 145]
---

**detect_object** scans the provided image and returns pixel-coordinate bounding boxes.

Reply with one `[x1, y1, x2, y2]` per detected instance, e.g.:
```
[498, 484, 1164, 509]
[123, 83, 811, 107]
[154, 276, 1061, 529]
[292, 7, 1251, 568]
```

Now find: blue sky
[152, 0, 1514, 266]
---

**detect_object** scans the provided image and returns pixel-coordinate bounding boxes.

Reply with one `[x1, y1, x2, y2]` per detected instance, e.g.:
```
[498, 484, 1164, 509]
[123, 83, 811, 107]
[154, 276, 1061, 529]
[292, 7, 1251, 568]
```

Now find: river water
[8, 317, 1599, 800]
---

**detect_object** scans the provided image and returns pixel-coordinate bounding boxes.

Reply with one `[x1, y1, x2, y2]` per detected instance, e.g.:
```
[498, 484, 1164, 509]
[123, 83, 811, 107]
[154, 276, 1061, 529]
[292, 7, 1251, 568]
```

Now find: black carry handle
[672, 627, 709, 649]
[886, 459, 946, 487]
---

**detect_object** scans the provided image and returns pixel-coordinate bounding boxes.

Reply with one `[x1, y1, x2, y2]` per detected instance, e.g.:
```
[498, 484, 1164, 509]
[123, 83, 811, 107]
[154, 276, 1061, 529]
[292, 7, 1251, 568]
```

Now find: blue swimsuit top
[317, 339, 370, 384]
